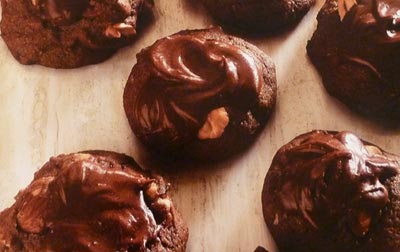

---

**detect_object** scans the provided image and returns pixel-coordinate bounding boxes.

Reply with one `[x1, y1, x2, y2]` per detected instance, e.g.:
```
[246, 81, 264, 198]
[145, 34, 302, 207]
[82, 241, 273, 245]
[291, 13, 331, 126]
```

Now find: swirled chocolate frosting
[263, 130, 400, 237]
[124, 28, 276, 160]
[0, 151, 188, 252]
[136, 34, 262, 139]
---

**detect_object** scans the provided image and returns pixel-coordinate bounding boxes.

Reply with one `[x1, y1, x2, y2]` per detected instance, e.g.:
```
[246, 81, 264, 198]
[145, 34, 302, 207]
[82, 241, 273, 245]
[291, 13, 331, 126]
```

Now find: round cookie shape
[307, 0, 400, 120]
[0, 151, 188, 252]
[201, 0, 316, 34]
[0, 0, 153, 68]
[123, 27, 276, 161]
[262, 130, 400, 252]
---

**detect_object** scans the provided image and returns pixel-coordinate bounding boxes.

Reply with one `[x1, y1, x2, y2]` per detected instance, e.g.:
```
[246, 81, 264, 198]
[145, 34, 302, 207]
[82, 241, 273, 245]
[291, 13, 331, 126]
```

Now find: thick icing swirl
[12, 152, 168, 252]
[132, 34, 263, 145]
[342, 0, 400, 43]
[274, 131, 399, 237]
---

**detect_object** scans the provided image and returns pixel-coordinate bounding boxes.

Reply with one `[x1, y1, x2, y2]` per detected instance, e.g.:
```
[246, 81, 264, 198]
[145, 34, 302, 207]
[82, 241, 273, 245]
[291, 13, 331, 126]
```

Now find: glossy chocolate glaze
[340, 0, 400, 85]
[307, 0, 400, 120]
[343, 0, 400, 43]
[132, 33, 263, 146]
[270, 131, 399, 237]
[0, 152, 178, 252]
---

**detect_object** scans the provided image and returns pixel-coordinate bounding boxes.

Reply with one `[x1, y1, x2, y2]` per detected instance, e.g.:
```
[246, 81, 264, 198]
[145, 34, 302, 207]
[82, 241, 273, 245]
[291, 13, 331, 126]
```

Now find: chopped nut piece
[145, 182, 159, 200]
[365, 145, 383, 155]
[338, 0, 357, 21]
[104, 23, 136, 38]
[30, 176, 54, 196]
[198, 107, 229, 139]
[156, 197, 172, 211]
[105, 26, 121, 38]
[113, 23, 136, 36]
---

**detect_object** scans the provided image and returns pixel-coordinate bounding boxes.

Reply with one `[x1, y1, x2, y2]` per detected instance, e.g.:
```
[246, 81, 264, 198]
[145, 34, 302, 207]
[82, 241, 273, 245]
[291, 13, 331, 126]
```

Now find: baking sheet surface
[1, 0, 400, 251]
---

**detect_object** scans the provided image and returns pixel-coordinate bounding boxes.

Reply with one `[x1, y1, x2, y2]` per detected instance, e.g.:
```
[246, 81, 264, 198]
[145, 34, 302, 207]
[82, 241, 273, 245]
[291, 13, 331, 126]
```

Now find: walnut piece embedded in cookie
[197, 107, 230, 140]
[123, 27, 277, 162]
[0, 151, 188, 252]
[0, 0, 154, 68]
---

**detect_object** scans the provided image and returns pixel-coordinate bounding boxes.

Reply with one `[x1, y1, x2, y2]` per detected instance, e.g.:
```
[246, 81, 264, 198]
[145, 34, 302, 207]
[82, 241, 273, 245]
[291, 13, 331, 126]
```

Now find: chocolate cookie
[201, 0, 316, 34]
[262, 130, 400, 252]
[0, 151, 188, 252]
[123, 27, 276, 161]
[0, 0, 153, 68]
[307, 0, 400, 120]
[254, 246, 270, 252]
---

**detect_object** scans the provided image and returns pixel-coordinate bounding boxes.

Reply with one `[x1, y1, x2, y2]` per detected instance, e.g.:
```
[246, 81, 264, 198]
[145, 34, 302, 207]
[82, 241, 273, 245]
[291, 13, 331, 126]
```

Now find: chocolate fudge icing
[341, 0, 400, 43]
[0, 151, 188, 252]
[262, 130, 400, 252]
[124, 28, 276, 161]
[275, 131, 398, 236]
[134, 34, 262, 144]
[307, 0, 400, 119]
[340, 0, 400, 79]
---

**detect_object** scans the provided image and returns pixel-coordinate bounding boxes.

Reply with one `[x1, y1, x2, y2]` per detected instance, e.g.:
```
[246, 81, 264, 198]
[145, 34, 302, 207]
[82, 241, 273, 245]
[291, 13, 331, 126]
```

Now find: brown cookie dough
[0, 151, 188, 252]
[262, 130, 400, 252]
[307, 0, 400, 120]
[123, 27, 277, 161]
[0, 0, 153, 68]
[201, 0, 316, 34]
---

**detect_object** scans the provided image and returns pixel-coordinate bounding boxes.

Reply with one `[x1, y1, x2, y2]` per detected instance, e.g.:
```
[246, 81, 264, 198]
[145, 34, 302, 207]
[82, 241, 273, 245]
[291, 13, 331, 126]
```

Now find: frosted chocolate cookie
[123, 27, 277, 161]
[307, 0, 400, 120]
[262, 130, 400, 252]
[0, 0, 153, 68]
[0, 151, 188, 252]
[201, 0, 316, 34]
